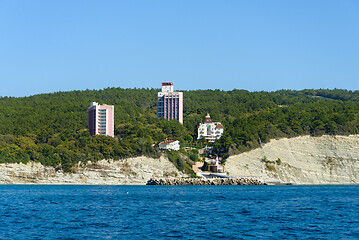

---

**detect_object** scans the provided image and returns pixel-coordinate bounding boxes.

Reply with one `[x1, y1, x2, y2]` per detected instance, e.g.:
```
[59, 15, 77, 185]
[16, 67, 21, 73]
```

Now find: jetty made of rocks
[146, 177, 266, 185]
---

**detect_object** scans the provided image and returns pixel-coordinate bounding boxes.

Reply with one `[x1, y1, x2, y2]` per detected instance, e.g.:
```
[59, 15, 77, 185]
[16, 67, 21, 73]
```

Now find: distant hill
[0, 88, 358, 172]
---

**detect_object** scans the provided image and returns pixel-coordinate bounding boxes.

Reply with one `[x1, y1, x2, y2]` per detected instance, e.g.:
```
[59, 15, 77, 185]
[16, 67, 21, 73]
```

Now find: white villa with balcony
[197, 113, 224, 142]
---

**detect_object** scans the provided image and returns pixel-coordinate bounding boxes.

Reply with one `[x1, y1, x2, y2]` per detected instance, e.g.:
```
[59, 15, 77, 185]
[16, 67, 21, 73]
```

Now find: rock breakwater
[1, 135, 358, 185]
[146, 177, 265, 185]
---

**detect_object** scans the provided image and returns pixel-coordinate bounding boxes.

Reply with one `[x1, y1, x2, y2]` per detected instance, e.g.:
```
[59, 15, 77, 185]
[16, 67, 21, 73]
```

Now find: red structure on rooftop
[157, 82, 183, 124]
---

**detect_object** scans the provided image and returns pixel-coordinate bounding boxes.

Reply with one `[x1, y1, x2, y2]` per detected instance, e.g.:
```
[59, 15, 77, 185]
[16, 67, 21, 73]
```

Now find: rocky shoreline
[1, 135, 358, 185]
[0, 157, 187, 185]
[146, 177, 265, 185]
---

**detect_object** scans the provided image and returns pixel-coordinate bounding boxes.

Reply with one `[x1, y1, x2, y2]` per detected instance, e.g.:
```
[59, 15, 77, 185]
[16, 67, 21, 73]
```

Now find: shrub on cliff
[166, 151, 196, 177]
[1, 88, 359, 172]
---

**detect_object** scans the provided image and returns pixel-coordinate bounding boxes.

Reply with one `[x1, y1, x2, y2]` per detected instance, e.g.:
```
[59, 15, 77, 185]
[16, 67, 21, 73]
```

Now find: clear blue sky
[0, 0, 358, 97]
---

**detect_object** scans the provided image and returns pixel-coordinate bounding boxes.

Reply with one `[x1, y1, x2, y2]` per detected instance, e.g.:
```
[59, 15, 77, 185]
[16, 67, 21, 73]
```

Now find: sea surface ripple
[0, 185, 358, 239]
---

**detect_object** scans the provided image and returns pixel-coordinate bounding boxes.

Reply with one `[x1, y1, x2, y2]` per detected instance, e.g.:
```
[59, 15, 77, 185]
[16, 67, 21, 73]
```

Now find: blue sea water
[0, 185, 358, 239]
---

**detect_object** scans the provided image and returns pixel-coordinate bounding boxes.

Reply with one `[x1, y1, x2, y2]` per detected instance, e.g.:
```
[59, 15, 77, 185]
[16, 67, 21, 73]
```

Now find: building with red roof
[197, 113, 224, 142]
[158, 140, 180, 151]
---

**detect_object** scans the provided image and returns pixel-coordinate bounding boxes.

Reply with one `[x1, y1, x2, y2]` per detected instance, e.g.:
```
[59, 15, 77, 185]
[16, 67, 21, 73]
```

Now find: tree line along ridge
[0, 88, 359, 173]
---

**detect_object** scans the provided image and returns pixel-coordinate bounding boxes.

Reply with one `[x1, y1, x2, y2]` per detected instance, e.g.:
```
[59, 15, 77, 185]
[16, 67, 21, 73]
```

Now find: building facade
[157, 82, 183, 124]
[158, 140, 180, 151]
[197, 113, 224, 142]
[88, 102, 114, 137]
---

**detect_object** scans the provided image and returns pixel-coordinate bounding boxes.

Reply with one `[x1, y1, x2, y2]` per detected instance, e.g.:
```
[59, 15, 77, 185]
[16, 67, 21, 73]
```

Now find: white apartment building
[197, 113, 224, 142]
[88, 102, 114, 137]
[157, 82, 183, 124]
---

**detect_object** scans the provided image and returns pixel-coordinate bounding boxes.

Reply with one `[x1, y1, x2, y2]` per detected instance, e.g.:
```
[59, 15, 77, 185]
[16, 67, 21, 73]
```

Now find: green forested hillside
[1, 88, 359, 172]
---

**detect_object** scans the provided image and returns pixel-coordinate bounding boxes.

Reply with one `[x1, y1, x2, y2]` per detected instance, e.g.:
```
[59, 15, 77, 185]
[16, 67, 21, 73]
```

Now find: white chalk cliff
[0, 156, 186, 185]
[226, 135, 359, 184]
[0, 135, 358, 185]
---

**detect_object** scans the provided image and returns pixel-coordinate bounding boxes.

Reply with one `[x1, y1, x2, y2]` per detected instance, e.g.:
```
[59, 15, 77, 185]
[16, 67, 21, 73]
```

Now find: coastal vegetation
[0, 88, 359, 172]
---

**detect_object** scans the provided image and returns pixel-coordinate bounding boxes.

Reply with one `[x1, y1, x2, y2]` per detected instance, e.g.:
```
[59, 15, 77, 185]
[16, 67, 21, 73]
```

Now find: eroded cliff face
[225, 135, 359, 184]
[0, 156, 187, 185]
[1, 135, 359, 185]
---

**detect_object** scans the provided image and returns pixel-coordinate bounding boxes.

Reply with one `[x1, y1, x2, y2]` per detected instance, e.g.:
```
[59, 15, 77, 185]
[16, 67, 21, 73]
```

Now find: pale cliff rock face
[0, 156, 188, 185]
[2, 135, 359, 185]
[225, 135, 359, 184]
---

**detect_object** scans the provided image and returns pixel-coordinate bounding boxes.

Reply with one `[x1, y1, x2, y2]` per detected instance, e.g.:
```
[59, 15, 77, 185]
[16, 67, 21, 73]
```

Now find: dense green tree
[0, 88, 358, 171]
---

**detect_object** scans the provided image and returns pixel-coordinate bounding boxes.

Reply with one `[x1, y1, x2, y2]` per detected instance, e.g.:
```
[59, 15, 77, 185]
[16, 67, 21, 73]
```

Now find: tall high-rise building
[88, 102, 114, 137]
[157, 82, 183, 124]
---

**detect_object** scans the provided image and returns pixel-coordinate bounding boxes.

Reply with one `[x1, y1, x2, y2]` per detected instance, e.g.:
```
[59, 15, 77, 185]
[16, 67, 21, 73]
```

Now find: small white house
[158, 140, 180, 151]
